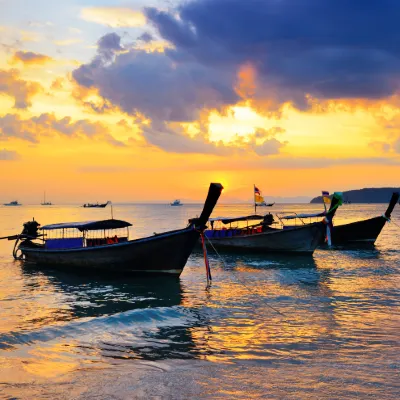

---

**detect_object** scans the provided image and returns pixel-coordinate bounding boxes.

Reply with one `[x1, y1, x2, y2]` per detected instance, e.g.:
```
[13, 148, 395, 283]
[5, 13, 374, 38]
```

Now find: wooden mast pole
[254, 184, 256, 214]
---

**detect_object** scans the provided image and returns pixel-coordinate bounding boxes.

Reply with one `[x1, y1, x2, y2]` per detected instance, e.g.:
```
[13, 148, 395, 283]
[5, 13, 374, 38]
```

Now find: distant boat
[4, 201, 21, 206]
[83, 201, 110, 208]
[41, 191, 52, 206]
[171, 199, 183, 206]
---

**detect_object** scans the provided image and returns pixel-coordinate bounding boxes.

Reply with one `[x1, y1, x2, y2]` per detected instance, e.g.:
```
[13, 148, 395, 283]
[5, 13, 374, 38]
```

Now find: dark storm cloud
[74, 0, 400, 121]
[145, 0, 400, 101]
[137, 32, 154, 43]
[73, 42, 239, 122]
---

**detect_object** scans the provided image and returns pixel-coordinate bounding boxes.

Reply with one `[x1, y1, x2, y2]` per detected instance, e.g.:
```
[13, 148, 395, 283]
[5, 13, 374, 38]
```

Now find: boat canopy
[41, 219, 132, 231]
[280, 212, 326, 220]
[209, 215, 265, 224]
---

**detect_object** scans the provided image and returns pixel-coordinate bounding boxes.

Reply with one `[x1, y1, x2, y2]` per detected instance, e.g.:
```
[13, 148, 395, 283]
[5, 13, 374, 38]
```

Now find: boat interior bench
[86, 237, 128, 247]
[45, 238, 83, 249]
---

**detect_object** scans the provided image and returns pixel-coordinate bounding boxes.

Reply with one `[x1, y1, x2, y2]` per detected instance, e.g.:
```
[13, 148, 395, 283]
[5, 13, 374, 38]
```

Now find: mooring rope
[203, 235, 292, 322]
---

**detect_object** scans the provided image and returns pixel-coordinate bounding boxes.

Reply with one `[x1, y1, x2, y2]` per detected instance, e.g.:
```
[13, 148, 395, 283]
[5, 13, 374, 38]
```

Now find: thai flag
[254, 186, 261, 195]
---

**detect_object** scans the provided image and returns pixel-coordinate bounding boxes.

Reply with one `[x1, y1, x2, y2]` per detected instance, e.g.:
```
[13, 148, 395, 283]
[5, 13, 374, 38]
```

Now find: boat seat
[226, 230, 233, 237]
[45, 238, 83, 249]
[204, 230, 214, 238]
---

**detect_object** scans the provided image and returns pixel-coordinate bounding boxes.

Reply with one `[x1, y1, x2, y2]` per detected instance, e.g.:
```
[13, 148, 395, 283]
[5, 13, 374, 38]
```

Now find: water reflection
[0, 268, 215, 386]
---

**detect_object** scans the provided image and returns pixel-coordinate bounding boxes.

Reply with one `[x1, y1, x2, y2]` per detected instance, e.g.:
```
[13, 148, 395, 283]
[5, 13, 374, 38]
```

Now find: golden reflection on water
[0, 264, 75, 334]
[0, 203, 399, 398]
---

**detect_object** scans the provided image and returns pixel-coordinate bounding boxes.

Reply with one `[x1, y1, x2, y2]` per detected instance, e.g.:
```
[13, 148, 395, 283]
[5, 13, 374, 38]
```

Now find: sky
[1, 0, 400, 203]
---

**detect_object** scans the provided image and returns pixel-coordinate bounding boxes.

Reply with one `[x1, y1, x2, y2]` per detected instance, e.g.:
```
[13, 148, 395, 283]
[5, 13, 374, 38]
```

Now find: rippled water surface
[0, 203, 399, 399]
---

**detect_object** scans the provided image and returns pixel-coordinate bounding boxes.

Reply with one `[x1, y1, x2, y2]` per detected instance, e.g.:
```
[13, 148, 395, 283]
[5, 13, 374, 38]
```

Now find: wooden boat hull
[15, 183, 224, 276]
[20, 228, 200, 276]
[328, 192, 399, 246]
[331, 216, 387, 245]
[207, 223, 325, 254]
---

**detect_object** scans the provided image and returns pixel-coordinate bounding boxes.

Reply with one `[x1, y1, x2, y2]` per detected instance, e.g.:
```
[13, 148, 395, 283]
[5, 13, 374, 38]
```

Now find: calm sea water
[0, 203, 399, 399]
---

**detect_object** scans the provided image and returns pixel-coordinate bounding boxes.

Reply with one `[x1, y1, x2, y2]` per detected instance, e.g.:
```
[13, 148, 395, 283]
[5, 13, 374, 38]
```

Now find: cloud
[373, 112, 400, 154]
[369, 141, 391, 154]
[73, 1, 400, 154]
[72, 32, 288, 155]
[69, 27, 82, 35]
[0, 69, 42, 108]
[141, 120, 233, 155]
[0, 113, 126, 147]
[0, 148, 19, 160]
[144, 0, 400, 106]
[54, 39, 82, 46]
[80, 7, 146, 27]
[137, 32, 154, 43]
[140, 120, 287, 155]
[12, 50, 52, 65]
[394, 138, 400, 153]
[73, 37, 239, 122]
[50, 77, 65, 91]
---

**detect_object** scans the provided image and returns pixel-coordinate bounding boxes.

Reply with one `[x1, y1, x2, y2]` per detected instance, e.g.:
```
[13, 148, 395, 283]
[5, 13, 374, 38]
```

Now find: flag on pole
[322, 190, 330, 212]
[254, 185, 266, 206]
[322, 191, 331, 205]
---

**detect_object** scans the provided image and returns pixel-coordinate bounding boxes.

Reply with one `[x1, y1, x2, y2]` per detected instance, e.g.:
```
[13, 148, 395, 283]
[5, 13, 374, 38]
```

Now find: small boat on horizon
[171, 199, 183, 206]
[83, 201, 110, 208]
[3, 201, 21, 206]
[4, 183, 223, 276]
[41, 191, 52, 206]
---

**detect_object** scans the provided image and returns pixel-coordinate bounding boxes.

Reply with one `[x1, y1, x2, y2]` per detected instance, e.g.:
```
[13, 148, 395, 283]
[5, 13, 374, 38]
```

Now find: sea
[0, 202, 399, 399]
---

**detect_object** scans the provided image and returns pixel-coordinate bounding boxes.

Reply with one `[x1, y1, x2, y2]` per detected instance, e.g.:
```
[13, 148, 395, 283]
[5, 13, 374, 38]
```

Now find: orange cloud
[50, 77, 65, 91]
[11, 51, 53, 65]
[0, 69, 42, 108]
[0, 113, 125, 147]
[236, 63, 256, 98]
[0, 148, 19, 160]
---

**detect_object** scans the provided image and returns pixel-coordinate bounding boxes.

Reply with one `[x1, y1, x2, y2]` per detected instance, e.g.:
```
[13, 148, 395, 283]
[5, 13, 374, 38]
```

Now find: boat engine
[12, 219, 41, 260]
[21, 219, 41, 238]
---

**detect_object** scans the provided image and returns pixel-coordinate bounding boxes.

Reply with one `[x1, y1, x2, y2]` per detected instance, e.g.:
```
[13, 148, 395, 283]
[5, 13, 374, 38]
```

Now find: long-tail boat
[82, 201, 110, 208]
[3, 183, 223, 276]
[329, 192, 399, 246]
[204, 193, 343, 254]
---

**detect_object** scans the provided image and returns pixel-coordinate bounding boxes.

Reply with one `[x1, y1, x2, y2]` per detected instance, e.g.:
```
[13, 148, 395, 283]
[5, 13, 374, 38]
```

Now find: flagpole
[254, 184, 256, 214]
